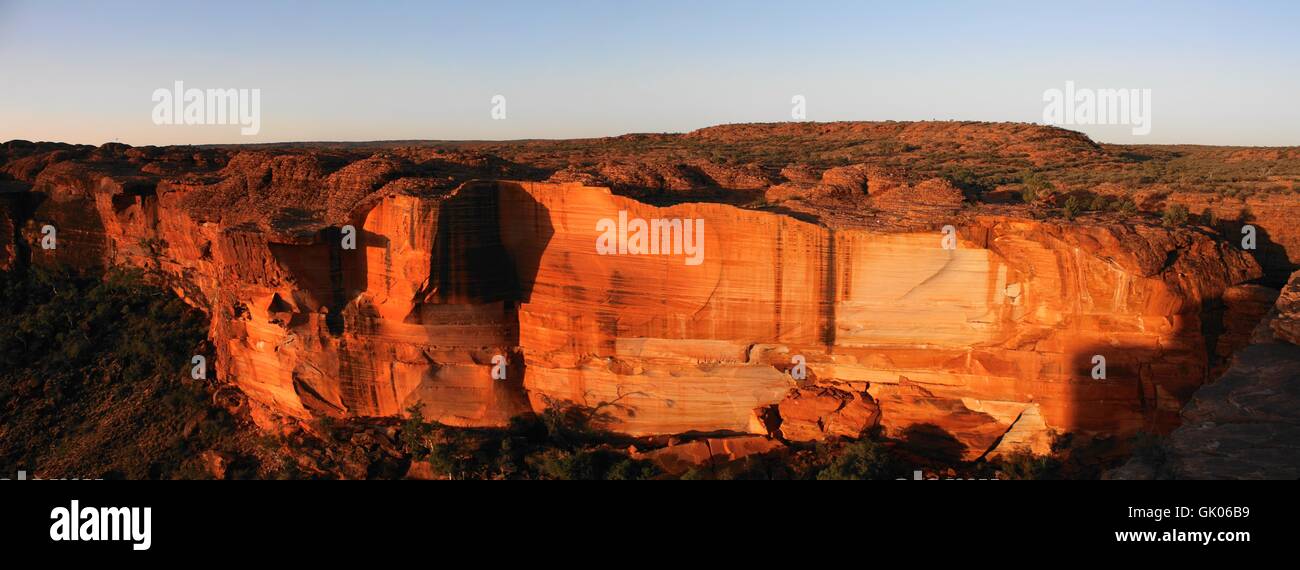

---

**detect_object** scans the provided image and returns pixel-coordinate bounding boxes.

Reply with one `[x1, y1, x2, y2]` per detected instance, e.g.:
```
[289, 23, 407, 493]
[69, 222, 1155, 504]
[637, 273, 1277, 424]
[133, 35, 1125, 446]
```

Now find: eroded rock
[774, 386, 880, 441]
[0, 132, 1277, 464]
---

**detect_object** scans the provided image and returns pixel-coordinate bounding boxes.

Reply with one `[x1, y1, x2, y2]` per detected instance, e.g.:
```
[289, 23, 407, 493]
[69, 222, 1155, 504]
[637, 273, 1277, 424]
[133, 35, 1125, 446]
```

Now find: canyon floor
[3, 121, 1300, 479]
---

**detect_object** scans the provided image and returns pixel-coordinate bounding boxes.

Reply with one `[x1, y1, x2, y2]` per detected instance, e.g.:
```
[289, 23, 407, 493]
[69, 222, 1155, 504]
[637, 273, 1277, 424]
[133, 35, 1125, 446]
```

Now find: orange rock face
[0, 129, 1275, 461]
[1168, 192, 1300, 287]
[773, 387, 881, 442]
[1115, 270, 1300, 479]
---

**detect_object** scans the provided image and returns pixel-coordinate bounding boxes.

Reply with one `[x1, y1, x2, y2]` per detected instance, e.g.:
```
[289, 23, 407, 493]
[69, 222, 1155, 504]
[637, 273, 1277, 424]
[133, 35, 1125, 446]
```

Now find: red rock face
[1168, 192, 1300, 287]
[1272, 272, 1300, 346]
[1115, 270, 1300, 479]
[0, 131, 1275, 461]
[774, 387, 881, 442]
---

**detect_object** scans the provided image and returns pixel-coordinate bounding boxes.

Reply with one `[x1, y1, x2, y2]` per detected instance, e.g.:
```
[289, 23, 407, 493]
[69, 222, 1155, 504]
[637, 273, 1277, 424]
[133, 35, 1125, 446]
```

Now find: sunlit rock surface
[0, 130, 1280, 463]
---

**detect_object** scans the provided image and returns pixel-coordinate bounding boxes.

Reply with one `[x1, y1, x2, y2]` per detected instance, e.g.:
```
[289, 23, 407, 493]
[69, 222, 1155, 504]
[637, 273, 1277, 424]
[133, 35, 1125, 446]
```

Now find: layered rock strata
[0, 147, 1264, 460]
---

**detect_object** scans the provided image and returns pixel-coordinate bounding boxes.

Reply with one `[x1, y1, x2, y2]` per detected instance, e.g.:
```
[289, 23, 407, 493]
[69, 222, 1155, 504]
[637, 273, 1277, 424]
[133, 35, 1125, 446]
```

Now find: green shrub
[399, 404, 436, 456]
[527, 448, 658, 480]
[945, 168, 990, 197]
[1162, 203, 1190, 227]
[606, 458, 659, 480]
[1062, 196, 1083, 220]
[0, 266, 214, 478]
[996, 452, 1061, 480]
[1089, 195, 1110, 211]
[425, 429, 490, 480]
[1201, 208, 1217, 226]
[1021, 185, 1038, 204]
[1020, 171, 1055, 204]
[816, 439, 898, 480]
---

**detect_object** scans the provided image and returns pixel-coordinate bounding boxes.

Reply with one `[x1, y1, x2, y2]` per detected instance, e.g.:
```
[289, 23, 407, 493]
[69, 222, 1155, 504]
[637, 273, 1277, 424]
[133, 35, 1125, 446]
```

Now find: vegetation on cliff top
[0, 266, 222, 478]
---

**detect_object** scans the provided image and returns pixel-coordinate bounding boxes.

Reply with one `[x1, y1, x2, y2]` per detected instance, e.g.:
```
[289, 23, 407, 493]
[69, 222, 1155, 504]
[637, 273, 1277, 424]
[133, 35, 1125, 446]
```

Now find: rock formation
[1, 122, 1291, 467]
[1112, 271, 1300, 479]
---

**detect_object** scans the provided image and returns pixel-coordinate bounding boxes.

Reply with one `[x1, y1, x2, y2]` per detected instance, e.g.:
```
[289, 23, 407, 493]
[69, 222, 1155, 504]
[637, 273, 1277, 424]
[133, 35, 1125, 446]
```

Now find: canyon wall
[502, 183, 1259, 458]
[1113, 270, 1300, 479]
[1168, 192, 1300, 287]
[0, 155, 1264, 459]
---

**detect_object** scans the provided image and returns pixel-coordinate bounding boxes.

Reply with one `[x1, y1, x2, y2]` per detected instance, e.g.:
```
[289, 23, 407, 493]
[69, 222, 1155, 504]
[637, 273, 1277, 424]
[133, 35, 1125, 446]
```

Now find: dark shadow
[754, 203, 825, 225]
[0, 188, 40, 270]
[424, 181, 553, 305]
[420, 181, 555, 420]
[898, 423, 966, 466]
[268, 223, 387, 337]
[268, 183, 556, 419]
[1218, 214, 1292, 288]
[633, 187, 765, 208]
[1118, 150, 1156, 163]
[1067, 309, 1199, 441]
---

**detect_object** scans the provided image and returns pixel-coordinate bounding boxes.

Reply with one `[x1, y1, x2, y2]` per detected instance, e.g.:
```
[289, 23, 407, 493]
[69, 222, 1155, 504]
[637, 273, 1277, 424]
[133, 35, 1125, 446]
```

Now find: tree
[1020, 171, 1055, 204]
[399, 404, 435, 456]
[816, 439, 898, 480]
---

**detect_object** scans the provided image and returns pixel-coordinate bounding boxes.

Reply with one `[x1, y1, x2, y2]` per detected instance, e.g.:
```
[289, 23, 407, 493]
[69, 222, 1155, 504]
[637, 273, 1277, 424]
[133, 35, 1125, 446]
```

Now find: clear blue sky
[1, 0, 1297, 146]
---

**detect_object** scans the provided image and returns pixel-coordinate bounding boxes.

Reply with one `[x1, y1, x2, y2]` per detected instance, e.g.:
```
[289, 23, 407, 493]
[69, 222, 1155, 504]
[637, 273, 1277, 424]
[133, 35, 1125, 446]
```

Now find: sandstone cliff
[0, 124, 1286, 465]
[1112, 271, 1300, 479]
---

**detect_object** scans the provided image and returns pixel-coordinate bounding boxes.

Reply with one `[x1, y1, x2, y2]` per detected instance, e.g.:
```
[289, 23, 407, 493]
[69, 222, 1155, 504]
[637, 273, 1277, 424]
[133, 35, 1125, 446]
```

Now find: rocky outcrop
[1272, 272, 1300, 345]
[635, 435, 783, 476]
[1114, 272, 1300, 479]
[1168, 192, 1300, 287]
[772, 387, 881, 442]
[0, 133, 1275, 463]
[1166, 342, 1300, 479]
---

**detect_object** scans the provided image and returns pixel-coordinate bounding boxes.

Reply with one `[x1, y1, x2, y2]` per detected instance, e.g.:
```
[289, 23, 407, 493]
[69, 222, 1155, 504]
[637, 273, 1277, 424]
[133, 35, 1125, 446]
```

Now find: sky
[1, 0, 1297, 146]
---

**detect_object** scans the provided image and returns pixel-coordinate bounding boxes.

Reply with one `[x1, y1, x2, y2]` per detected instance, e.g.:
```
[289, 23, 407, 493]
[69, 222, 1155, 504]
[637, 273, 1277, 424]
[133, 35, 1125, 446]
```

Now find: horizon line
[6, 120, 1300, 150]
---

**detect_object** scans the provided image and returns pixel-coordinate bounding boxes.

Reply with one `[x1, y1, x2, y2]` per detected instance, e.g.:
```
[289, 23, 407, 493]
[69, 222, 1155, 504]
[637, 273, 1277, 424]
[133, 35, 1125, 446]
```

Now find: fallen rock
[638, 436, 784, 476]
[776, 386, 880, 442]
